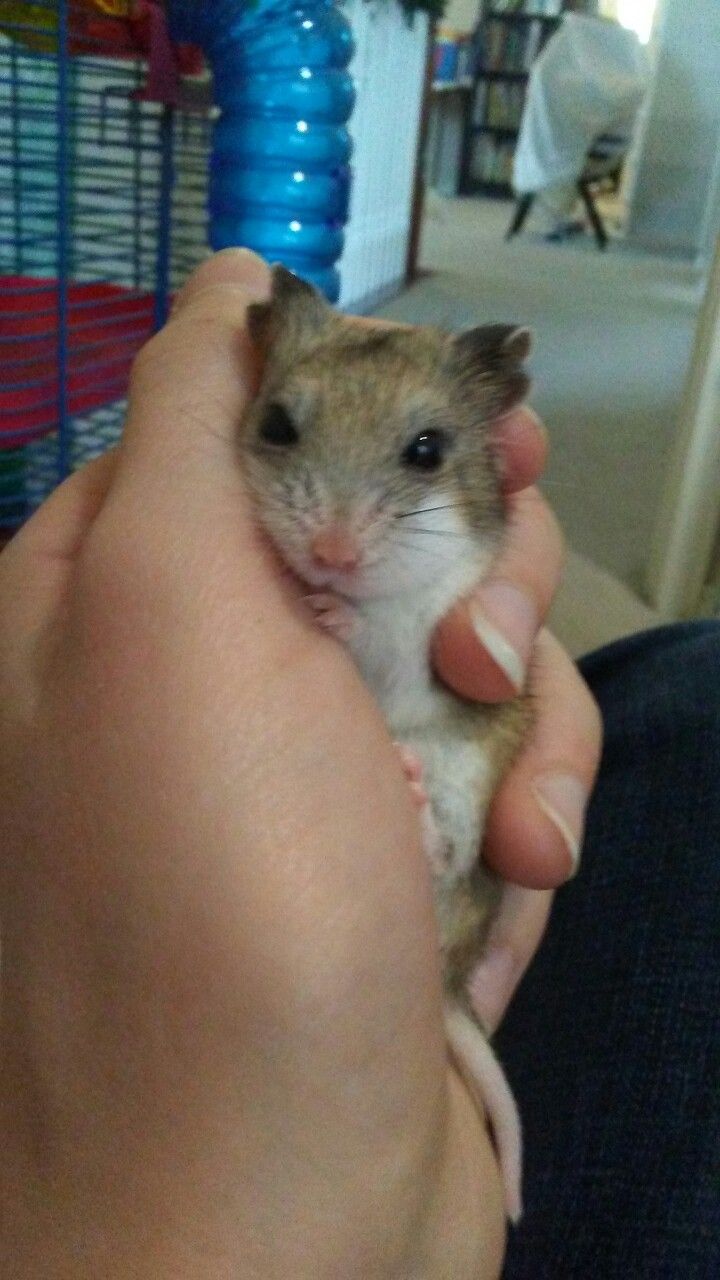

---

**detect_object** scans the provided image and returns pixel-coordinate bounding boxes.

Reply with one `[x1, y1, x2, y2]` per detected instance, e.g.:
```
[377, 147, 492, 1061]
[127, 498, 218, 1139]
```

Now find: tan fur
[244, 288, 513, 553]
[441, 698, 532, 1000]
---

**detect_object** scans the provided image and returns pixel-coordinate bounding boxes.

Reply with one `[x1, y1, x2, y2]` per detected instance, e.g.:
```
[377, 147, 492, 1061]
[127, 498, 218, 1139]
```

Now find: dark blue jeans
[499, 623, 720, 1279]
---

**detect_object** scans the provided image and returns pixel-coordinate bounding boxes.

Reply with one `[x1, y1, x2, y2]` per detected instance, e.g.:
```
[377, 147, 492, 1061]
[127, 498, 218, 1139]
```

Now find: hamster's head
[241, 266, 531, 600]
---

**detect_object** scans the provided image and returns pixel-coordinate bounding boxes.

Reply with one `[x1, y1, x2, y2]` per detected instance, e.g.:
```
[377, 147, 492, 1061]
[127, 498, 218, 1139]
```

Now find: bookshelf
[461, 2, 567, 197]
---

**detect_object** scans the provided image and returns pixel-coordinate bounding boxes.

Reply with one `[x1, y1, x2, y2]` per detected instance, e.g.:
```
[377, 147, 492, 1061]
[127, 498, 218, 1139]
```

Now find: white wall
[627, 0, 720, 258]
[442, 0, 481, 33]
[339, 1, 428, 311]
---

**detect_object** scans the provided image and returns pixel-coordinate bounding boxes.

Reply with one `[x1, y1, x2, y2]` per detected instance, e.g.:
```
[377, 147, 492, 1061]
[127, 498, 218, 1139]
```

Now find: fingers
[172, 246, 272, 313]
[431, 401, 595, 895]
[1, 248, 273, 635]
[0, 451, 118, 641]
[118, 250, 270, 492]
[492, 406, 547, 495]
[432, 486, 564, 703]
[468, 884, 553, 1034]
[102, 249, 270, 550]
[73, 250, 315, 694]
[6, 449, 118, 565]
[483, 629, 603, 888]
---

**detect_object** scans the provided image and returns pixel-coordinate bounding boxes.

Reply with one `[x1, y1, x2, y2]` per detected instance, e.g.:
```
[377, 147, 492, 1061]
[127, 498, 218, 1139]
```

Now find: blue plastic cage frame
[0, 0, 212, 527]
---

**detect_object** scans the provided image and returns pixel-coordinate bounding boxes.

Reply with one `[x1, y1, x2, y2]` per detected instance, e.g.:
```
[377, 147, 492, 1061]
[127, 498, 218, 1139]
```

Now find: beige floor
[548, 546, 660, 658]
[375, 194, 706, 654]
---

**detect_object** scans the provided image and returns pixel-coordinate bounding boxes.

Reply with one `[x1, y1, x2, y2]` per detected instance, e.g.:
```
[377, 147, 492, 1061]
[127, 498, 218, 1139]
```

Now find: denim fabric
[499, 623, 720, 1279]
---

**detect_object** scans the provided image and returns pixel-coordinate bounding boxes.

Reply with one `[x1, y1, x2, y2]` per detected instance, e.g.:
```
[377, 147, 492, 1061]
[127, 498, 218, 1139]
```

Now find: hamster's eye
[402, 428, 448, 471]
[259, 403, 299, 447]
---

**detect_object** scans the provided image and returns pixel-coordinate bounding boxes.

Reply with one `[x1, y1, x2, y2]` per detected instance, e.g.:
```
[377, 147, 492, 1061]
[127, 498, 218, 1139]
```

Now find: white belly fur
[347, 550, 496, 877]
[345, 543, 524, 1222]
[345, 558, 520, 1218]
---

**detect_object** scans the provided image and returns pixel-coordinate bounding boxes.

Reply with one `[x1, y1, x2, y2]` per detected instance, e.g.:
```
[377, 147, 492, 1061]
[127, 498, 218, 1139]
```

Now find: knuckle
[498, 492, 564, 608]
[562, 649, 602, 740]
[128, 327, 167, 394]
[544, 500, 564, 553]
[528, 487, 563, 553]
[534, 629, 604, 774]
[171, 284, 254, 347]
[508, 486, 558, 553]
[565, 678, 604, 777]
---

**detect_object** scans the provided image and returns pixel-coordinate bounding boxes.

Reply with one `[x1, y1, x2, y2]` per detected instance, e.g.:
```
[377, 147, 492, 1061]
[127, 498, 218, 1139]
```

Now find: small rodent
[241, 265, 533, 1222]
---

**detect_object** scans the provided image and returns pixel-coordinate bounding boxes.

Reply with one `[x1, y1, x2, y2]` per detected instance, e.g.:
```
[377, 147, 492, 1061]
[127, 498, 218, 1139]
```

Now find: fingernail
[470, 582, 536, 692]
[531, 773, 587, 876]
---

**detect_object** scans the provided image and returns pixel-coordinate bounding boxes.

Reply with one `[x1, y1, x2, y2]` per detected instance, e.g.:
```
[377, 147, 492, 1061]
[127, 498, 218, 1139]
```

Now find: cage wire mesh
[0, 0, 212, 527]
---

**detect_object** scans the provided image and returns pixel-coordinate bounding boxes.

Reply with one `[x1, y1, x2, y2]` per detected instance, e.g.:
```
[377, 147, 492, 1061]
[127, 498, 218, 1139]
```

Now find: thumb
[107, 250, 272, 547]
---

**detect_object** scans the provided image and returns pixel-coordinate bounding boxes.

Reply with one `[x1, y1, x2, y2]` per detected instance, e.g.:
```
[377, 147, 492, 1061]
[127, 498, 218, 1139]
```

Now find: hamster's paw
[394, 743, 448, 874]
[304, 592, 356, 643]
[394, 743, 429, 808]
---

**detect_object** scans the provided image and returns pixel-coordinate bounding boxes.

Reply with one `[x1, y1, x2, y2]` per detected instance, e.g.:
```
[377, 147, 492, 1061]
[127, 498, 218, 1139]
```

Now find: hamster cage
[0, 0, 213, 527]
[0, 0, 356, 529]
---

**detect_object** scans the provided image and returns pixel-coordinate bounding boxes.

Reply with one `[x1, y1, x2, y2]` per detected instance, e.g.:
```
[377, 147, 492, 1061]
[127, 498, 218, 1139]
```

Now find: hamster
[241, 264, 533, 1223]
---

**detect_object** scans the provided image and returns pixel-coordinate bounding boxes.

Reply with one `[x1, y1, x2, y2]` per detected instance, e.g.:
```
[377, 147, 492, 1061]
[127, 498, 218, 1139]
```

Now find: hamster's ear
[445, 324, 532, 416]
[247, 264, 332, 363]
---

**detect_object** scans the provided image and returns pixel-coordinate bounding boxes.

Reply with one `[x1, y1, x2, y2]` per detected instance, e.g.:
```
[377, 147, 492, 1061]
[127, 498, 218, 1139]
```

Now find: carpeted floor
[376, 195, 704, 600]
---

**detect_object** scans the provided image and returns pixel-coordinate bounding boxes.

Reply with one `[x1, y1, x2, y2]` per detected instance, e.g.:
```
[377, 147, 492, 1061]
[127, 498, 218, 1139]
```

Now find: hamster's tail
[444, 1000, 523, 1225]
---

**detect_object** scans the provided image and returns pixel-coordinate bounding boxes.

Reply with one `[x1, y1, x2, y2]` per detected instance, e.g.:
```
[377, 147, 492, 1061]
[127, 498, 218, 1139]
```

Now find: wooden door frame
[406, 20, 435, 284]
[644, 234, 720, 616]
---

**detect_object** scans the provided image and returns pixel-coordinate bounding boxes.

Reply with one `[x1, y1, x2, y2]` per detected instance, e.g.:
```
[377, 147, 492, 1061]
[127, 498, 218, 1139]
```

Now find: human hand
[0, 251, 506, 1278]
[433, 417, 602, 1032]
[169, 255, 601, 1040]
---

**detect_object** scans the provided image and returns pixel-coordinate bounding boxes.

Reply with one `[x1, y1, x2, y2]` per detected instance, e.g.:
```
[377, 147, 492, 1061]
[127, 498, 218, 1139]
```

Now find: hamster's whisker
[389, 536, 470, 564]
[385, 538, 435, 561]
[394, 526, 470, 539]
[396, 502, 467, 520]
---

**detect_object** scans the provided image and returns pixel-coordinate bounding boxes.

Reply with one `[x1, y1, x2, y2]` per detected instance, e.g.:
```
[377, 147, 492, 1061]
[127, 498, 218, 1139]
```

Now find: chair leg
[506, 194, 534, 241]
[577, 180, 608, 250]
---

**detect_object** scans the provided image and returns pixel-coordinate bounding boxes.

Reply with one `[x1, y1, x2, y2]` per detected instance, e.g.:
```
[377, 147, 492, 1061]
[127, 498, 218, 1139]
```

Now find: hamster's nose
[310, 524, 361, 573]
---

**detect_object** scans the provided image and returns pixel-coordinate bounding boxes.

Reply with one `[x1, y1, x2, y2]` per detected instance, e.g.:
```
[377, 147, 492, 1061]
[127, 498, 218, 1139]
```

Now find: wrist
[1, 998, 504, 1280]
[408, 1073, 505, 1280]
